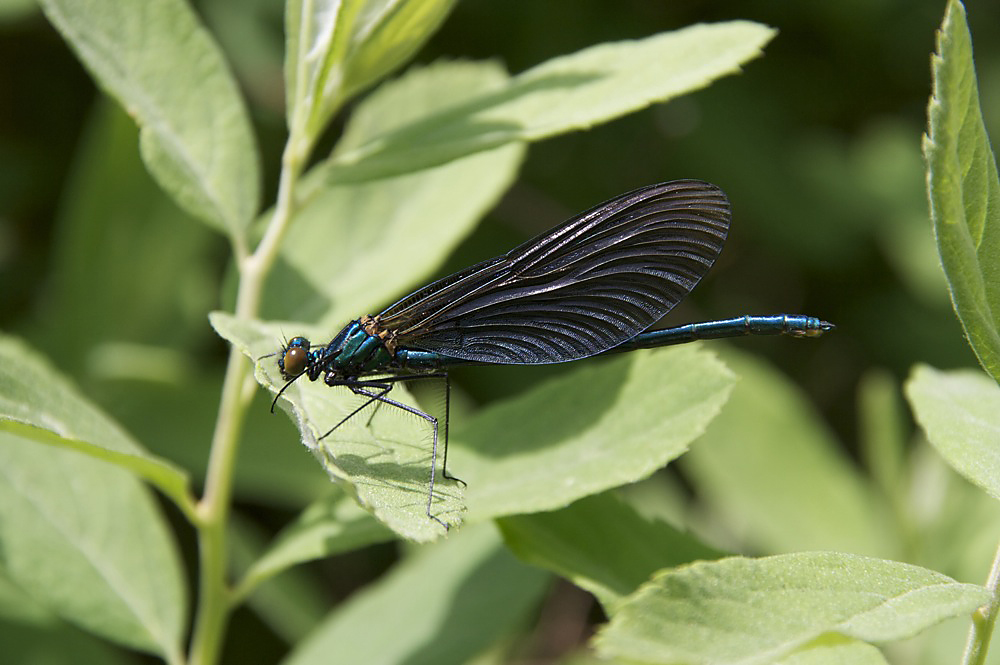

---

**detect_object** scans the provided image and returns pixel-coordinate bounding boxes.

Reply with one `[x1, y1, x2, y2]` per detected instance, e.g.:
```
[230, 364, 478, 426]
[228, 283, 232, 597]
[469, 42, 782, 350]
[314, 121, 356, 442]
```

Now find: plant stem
[962, 538, 1000, 665]
[188, 348, 252, 665]
[188, 139, 306, 665]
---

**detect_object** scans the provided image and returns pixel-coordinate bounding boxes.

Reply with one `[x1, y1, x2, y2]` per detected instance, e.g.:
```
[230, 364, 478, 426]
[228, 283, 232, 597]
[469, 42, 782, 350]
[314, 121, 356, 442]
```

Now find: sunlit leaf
[906, 364, 1000, 501]
[40, 0, 260, 237]
[594, 552, 987, 664]
[0, 335, 194, 516]
[285, 0, 454, 155]
[326, 21, 775, 182]
[454, 346, 734, 522]
[211, 312, 464, 542]
[924, 0, 1000, 382]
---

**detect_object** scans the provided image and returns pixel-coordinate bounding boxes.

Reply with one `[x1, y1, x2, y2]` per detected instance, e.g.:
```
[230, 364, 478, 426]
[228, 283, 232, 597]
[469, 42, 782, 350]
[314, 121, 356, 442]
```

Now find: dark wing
[378, 180, 730, 364]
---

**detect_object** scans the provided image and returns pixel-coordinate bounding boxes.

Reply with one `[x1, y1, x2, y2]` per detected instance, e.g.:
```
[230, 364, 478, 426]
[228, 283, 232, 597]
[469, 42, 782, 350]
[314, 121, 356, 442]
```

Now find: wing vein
[378, 180, 731, 365]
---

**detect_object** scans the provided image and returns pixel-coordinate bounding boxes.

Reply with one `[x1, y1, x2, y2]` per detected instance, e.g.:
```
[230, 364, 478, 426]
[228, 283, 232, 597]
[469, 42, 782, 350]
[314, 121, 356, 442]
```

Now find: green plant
[1, 0, 999, 664]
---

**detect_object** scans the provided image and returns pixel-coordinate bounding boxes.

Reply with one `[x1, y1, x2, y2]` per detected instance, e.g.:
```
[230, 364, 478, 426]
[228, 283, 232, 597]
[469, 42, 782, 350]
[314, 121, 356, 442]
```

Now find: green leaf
[0, 431, 187, 659]
[40, 0, 260, 237]
[0, 335, 195, 518]
[0, 421, 195, 521]
[284, 0, 349, 141]
[281, 524, 549, 665]
[0, 335, 187, 655]
[266, 59, 524, 325]
[773, 637, 889, 665]
[339, 59, 511, 149]
[681, 349, 898, 557]
[340, 0, 456, 101]
[236, 490, 395, 601]
[454, 345, 735, 522]
[924, 0, 1000, 382]
[326, 21, 775, 182]
[498, 492, 723, 607]
[905, 364, 1000, 501]
[593, 552, 989, 664]
[211, 312, 464, 542]
[285, 0, 455, 153]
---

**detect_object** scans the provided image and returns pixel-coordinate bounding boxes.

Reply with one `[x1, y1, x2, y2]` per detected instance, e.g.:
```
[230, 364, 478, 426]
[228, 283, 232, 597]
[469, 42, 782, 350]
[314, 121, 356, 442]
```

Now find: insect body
[272, 180, 833, 528]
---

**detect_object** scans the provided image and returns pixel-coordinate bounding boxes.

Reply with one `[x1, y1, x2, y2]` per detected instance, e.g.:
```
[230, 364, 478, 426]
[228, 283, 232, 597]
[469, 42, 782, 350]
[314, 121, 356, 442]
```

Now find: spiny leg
[364, 398, 383, 427]
[343, 374, 438, 428]
[320, 372, 424, 439]
[383, 373, 465, 489]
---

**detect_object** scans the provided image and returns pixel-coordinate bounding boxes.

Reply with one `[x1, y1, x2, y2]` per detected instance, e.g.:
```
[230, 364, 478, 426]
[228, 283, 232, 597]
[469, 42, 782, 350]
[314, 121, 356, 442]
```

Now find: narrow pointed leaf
[40, 0, 260, 236]
[286, 0, 454, 150]
[285, 0, 357, 142]
[326, 21, 775, 182]
[924, 0, 1000, 381]
[340, 0, 456, 100]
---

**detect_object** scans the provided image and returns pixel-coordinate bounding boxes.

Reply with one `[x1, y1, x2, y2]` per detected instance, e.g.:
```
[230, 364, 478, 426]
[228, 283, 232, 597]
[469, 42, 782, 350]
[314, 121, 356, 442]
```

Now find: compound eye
[280, 338, 311, 378]
[281, 347, 308, 377]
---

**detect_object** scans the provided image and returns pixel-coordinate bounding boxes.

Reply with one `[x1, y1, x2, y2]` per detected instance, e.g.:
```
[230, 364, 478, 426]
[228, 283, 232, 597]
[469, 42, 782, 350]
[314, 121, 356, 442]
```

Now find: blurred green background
[2, 0, 1000, 661]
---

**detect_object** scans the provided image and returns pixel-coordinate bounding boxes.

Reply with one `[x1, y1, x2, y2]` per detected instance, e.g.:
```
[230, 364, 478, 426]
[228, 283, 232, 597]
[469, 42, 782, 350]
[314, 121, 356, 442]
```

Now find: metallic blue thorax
[319, 320, 395, 377]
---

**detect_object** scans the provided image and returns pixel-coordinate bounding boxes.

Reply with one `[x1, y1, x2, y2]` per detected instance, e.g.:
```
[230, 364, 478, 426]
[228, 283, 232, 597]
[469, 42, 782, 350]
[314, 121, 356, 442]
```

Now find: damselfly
[271, 180, 833, 528]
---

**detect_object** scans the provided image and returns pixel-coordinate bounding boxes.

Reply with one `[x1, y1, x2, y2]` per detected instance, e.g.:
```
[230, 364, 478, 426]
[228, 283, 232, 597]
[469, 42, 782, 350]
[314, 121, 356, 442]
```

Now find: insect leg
[437, 375, 465, 487]
[318, 379, 392, 440]
[370, 373, 465, 486]
[349, 381, 450, 529]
